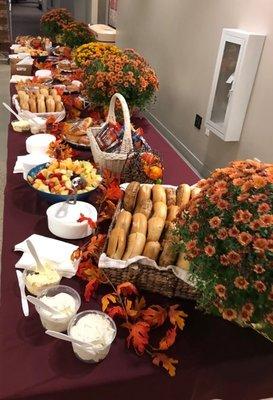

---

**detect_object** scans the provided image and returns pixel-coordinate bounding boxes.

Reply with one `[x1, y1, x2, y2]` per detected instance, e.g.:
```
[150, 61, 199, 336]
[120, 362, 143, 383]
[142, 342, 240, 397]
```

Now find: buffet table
[1, 92, 273, 400]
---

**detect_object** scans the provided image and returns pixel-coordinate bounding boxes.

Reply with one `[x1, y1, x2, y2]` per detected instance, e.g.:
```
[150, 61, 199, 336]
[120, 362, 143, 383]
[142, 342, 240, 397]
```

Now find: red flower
[238, 232, 252, 246]
[268, 240, 273, 252]
[209, 216, 221, 229]
[250, 220, 261, 231]
[189, 221, 200, 233]
[254, 280, 267, 293]
[186, 240, 197, 251]
[227, 251, 241, 264]
[253, 264, 265, 274]
[237, 193, 250, 202]
[228, 226, 240, 238]
[220, 254, 229, 266]
[265, 312, 273, 325]
[233, 178, 244, 186]
[234, 276, 249, 290]
[217, 228, 228, 240]
[241, 210, 253, 223]
[214, 284, 227, 299]
[240, 310, 251, 322]
[204, 245, 216, 257]
[217, 199, 229, 210]
[259, 214, 273, 227]
[268, 292, 273, 301]
[253, 238, 268, 251]
[258, 203, 270, 214]
[222, 308, 237, 321]
[242, 303, 254, 315]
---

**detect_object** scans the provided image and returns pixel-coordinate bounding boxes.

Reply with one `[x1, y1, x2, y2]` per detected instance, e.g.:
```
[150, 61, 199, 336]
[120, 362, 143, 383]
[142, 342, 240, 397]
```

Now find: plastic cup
[35, 285, 81, 332]
[67, 310, 117, 363]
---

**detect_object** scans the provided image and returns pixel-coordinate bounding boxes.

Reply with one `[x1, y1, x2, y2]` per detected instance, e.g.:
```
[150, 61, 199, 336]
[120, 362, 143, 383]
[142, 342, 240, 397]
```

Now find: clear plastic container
[68, 310, 117, 363]
[35, 285, 81, 332]
[23, 267, 61, 296]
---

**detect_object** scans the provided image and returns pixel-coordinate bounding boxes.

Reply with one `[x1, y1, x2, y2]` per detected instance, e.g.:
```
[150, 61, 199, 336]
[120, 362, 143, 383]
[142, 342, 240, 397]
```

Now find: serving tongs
[55, 176, 87, 218]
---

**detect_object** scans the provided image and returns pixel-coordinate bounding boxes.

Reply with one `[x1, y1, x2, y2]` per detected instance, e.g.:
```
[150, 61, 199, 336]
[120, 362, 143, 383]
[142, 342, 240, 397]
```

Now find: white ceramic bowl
[46, 201, 97, 239]
[26, 134, 56, 154]
[35, 69, 52, 78]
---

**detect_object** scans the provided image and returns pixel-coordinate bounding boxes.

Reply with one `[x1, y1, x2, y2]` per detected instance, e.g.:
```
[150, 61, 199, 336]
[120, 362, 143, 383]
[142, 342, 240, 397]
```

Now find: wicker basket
[99, 196, 197, 300]
[87, 93, 133, 175]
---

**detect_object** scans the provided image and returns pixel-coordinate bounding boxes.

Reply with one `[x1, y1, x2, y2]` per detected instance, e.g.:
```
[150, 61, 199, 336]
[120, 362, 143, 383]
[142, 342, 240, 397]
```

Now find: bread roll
[29, 96, 37, 113]
[122, 232, 146, 261]
[165, 188, 176, 206]
[131, 213, 147, 236]
[147, 216, 165, 242]
[46, 96, 55, 112]
[37, 97, 46, 113]
[166, 205, 180, 224]
[40, 88, 49, 96]
[176, 252, 190, 270]
[152, 184, 166, 204]
[52, 94, 62, 103]
[136, 184, 152, 207]
[55, 101, 63, 112]
[123, 182, 140, 213]
[142, 241, 161, 261]
[176, 184, 191, 208]
[191, 187, 201, 199]
[153, 201, 167, 221]
[107, 227, 126, 259]
[115, 210, 132, 235]
[50, 88, 58, 97]
[134, 199, 153, 219]
[159, 225, 179, 267]
[20, 100, 29, 111]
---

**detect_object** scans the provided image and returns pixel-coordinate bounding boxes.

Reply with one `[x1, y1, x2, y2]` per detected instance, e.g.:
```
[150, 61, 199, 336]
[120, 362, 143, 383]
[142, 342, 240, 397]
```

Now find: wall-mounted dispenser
[206, 29, 266, 141]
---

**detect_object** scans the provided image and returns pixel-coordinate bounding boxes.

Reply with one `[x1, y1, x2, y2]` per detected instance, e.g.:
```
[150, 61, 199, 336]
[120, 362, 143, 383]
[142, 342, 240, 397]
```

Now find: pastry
[130, 213, 147, 236]
[37, 97, 46, 113]
[122, 232, 146, 261]
[134, 199, 153, 219]
[142, 241, 161, 261]
[152, 184, 166, 204]
[191, 187, 201, 199]
[136, 184, 152, 207]
[106, 227, 126, 259]
[166, 205, 180, 224]
[55, 101, 63, 112]
[165, 188, 176, 206]
[123, 182, 140, 212]
[46, 96, 55, 112]
[153, 201, 167, 221]
[115, 210, 132, 235]
[176, 252, 190, 270]
[176, 184, 191, 208]
[29, 96, 37, 113]
[147, 216, 165, 242]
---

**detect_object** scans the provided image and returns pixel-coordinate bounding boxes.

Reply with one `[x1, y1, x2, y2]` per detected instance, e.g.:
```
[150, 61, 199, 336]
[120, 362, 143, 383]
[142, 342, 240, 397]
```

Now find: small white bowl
[35, 69, 52, 78]
[46, 201, 97, 239]
[26, 134, 56, 154]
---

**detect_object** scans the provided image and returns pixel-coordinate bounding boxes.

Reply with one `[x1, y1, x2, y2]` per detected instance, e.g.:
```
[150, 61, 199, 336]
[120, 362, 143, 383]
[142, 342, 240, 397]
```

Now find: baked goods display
[61, 117, 93, 146]
[106, 182, 199, 267]
[16, 88, 64, 114]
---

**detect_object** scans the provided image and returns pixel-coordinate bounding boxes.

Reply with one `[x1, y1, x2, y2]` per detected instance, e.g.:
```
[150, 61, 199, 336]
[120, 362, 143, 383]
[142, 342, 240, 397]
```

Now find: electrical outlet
[194, 114, 202, 130]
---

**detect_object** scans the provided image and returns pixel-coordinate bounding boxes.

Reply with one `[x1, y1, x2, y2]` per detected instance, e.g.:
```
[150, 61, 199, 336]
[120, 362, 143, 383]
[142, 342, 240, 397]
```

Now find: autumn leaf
[84, 278, 99, 301]
[159, 327, 177, 350]
[101, 293, 117, 311]
[152, 353, 178, 377]
[106, 305, 126, 320]
[76, 260, 99, 281]
[104, 182, 123, 202]
[125, 299, 138, 318]
[141, 305, 167, 328]
[77, 213, 97, 229]
[168, 305, 187, 330]
[98, 200, 117, 223]
[134, 296, 146, 313]
[117, 282, 138, 296]
[122, 321, 150, 355]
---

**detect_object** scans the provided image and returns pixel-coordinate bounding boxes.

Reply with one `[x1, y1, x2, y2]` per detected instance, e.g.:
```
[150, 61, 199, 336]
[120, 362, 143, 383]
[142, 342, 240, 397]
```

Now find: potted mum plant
[74, 43, 159, 111]
[40, 8, 73, 42]
[59, 21, 95, 48]
[176, 160, 273, 341]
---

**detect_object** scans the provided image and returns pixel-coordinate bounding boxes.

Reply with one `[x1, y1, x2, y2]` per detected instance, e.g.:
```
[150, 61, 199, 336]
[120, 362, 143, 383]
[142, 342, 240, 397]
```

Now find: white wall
[116, 0, 273, 176]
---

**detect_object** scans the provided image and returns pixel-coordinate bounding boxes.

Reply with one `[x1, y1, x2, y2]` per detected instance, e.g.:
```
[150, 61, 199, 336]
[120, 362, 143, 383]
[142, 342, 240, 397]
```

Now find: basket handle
[106, 93, 133, 153]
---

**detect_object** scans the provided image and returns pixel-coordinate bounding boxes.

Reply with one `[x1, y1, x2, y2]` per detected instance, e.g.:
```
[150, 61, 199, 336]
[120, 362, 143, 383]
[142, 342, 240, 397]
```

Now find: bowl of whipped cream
[36, 285, 81, 332]
[68, 310, 117, 363]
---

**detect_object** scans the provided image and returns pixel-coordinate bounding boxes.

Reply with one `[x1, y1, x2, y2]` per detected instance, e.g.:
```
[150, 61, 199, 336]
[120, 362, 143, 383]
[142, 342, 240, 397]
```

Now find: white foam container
[26, 134, 56, 154]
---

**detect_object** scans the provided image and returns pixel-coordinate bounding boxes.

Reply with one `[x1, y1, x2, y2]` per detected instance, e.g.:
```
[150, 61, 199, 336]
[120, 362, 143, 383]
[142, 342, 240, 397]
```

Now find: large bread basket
[87, 93, 133, 175]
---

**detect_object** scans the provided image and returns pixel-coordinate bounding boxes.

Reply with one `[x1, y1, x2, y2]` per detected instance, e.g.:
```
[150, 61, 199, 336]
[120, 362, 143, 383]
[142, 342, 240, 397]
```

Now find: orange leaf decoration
[101, 293, 117, 311]
[125, 299, 138, 318]
[159, 327, 177, 350]
[84, 278, 99, 301]
[122, 321, 150, 355]
[152, 353, 178, 377]
[104, 182, 123, 202]
[107, 305, 126, 320]
[117, 282, 138, 296]
[168, 305, 187, 330]
[141, 305, 167, 327]
[77, 213, 97, 229]
[97, 200, 117, 223]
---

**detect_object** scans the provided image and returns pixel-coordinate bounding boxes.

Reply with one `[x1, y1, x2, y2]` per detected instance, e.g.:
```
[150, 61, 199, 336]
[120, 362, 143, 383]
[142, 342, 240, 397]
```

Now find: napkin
[14, 234, 79, 278]
[13, 154, 51, 175]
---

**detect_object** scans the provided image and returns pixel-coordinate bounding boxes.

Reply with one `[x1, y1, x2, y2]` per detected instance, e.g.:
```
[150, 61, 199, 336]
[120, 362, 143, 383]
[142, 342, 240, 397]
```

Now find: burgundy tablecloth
[1, 103, 273, 400]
